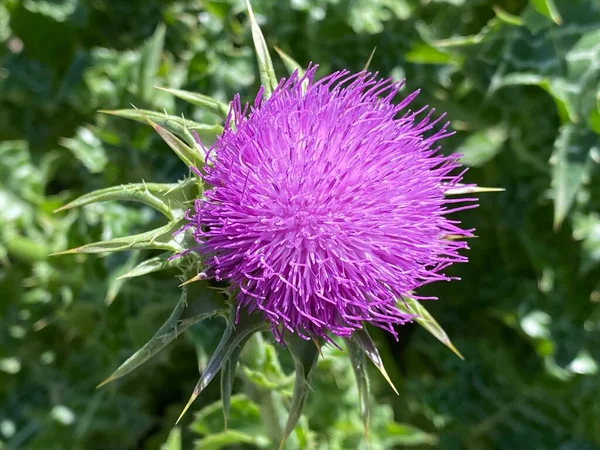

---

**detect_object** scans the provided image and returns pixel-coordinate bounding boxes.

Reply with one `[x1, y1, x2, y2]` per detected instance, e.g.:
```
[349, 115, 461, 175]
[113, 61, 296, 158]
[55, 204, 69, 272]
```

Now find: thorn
[363, 47, 377, 71]
[447, 341, 465, 360]
[310, 335, 324, 359]
[48, 248, 79, 256]
[376, 363, 399, 396]
[53, 204, 71, 213]
[96, 375, 115, 389]
[179, 272, 207, 287]
[176, 387, 200, 424]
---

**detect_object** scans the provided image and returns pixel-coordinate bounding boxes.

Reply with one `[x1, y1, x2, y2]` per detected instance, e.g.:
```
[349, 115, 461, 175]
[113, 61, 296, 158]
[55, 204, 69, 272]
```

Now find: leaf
[352, 329, 399, 395]
[54, 182, 178, 219]
[105, 251, 140, 306]
[161, 427, 181, 450]
[531, 0, 563, 25]
[346, 337, 370, 438]
[60, 127, 108, 174]
[149, 117, 204, 169]
[191, 394, 265, 436]
[99, 108, 223, 148]
[177, 308, 266, 423]
[97, 282, 226, 388]
[51, 219, 185, 255]
[117, 253, 181, 280]
[405, 43, 458, 65]
[383, 422, 438, 447]
[396, 297, 464, 359]
[194, 430, 270, 450]
[245, 0, 278, 98]
[138, 24, 166, 103]
[155, 87, 229, 117]
[550, 124, 598, 229]
[273, 46, 304, 78]
[279, 334, 320, 450]
[220, 335, 251, 428]
[455, 125, 507, 167]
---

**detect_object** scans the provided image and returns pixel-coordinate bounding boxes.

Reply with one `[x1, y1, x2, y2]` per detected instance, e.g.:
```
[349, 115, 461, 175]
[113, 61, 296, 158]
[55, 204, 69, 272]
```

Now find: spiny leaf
[105, 251, 140, 306]
[51, 220, 184, 255]
[177, 308, 266, 423]
[346, 337, 370, 439]
[54, 182, 178, 219]
[445, 186, 505, 196]
[273, 46, 304, 78]
[397, 297, 464, 359]
[274, 46, 307, 94]
[245, 0, 278, 98]
[221, 335, 251, 429]
[279, 334, 320, 450]
[97, 282, 226, 388]
[352, 329, 399, 395]
[155, 87, 229, 117]
[149, 118, 203, 169]
[117, 252, 181, 280]
[99, 108, 223, 148]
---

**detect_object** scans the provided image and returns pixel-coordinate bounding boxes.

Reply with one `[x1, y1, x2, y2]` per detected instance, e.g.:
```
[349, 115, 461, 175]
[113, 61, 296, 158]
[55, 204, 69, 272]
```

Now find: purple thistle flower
[186, 65, 477, 342]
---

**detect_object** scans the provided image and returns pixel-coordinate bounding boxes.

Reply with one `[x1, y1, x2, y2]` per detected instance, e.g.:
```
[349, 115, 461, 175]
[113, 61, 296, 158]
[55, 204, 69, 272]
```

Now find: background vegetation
[1, 0, 599, 448]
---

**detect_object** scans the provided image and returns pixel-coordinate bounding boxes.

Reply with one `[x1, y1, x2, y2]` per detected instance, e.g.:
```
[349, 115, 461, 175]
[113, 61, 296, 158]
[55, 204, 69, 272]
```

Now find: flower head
[187, 65, 476, 342]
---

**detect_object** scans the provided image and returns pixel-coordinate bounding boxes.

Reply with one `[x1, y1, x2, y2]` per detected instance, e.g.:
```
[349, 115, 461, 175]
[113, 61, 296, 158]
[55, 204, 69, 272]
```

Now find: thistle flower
[186, 65, 477, 343]
[55, 5, 492, 442]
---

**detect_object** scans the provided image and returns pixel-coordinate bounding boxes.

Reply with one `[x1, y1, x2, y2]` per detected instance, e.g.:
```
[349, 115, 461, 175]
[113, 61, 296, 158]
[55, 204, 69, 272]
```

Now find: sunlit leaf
[97, 282, 226, 387]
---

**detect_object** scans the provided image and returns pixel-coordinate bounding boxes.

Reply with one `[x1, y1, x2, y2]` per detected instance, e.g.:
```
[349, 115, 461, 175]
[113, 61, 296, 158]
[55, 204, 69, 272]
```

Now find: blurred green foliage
[1, 0, 599, 449]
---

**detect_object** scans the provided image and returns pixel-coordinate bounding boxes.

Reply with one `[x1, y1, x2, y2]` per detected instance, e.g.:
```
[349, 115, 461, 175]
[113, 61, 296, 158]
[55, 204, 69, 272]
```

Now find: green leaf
[177, 308, 266, 423]
[396, 297, 464, 359]
[530, 0, 563, 25]
[138, 24, 166, 103]
[55, 182, 179, 220]
[220, 335, 251, 429]
[99, 108, 223, 149]
[97, 282, 226, 388]
[23, 0, 79, 22]
[191, 395, 271, 449]
[245, 0, 278, 98]
[105, 251, 140, 306]
[117, 252, 181, 280]
[148, 117, 204, 169]
[279, 334, 320, 450]
[194, 430, 270, 450]
[550, 124, 599, 229]
[346, 338, 370, 438]
[161, 427, 182, 450]
[455, 125, 507, 167]
[60, 127, 108, 174]
[51, 219, 185, 255]
[155, 87, 229, 117]
[383, 422, 438, 447]
[352, 329, 399, 395]
[273, 46, 304, 78]
[405, 43, 458, 65]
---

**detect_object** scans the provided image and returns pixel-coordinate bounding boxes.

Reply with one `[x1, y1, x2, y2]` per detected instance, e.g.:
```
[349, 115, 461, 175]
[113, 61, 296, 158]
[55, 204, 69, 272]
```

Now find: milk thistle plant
[55, 2, 493, 447]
